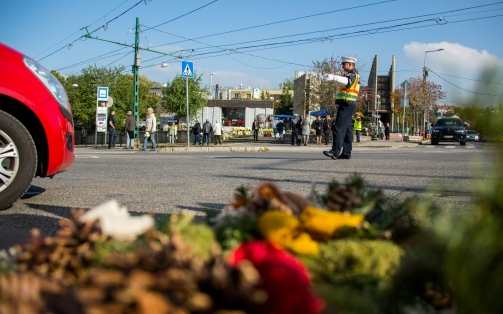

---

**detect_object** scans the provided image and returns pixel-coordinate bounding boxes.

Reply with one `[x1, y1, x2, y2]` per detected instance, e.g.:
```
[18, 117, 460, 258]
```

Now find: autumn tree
[406, 77, 445, 131]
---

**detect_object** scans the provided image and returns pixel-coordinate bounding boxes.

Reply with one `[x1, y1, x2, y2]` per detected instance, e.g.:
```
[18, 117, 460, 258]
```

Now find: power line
[429, 70, 503, 96]
[38, 0, 145, 61]
[56, 48, 128, 71]
[431, 71, 503, 86]
[33, 0, 134, 58]
[142, 0, 220, 31]
[146, 0, 397, 48]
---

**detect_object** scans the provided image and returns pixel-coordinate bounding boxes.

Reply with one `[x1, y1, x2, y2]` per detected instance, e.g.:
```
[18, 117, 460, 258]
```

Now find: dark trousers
[331, 101, 356, 157]
[355, 130, 361, 142]
[108, 129, 117, 148]
[385, 132, 390, 140]
[253, 129, 258, 141]
[324, 134, 330, 144]
[291, 129, 298, 145]
[214, 135, 221, 144]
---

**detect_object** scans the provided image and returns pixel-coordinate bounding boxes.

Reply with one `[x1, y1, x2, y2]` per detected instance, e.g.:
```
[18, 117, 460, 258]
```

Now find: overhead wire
[38, 0, 145, 61]
[429, 70, 503, 96]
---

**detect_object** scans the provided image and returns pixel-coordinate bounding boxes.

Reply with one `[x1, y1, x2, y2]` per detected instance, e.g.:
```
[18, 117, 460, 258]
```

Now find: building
[204, 99, 274, 129]
[367, 55, 396, 129]
[293, 71, 318, 116]
[219, 87, 284, 101]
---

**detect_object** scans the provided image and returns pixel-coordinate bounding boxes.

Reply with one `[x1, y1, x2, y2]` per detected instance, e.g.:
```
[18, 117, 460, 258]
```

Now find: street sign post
[96, 87, 110, 147]
[181, 61, 194, 147]
[97, 87, 109, 101]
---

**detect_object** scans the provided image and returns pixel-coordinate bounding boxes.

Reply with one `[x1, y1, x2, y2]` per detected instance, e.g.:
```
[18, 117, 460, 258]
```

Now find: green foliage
[161, 71, 207, 120]
[212, 213, 260, 252]
[55, 65, 161, 129]
[305, 239, 403, 291]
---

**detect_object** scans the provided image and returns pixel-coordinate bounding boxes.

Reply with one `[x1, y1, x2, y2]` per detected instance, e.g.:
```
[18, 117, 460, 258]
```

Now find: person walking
[202, 119, 213, 146]
[272, 117, 279, 139]
[167, 122, 177, 144]
[107, 109, 117, 149]
[385, 123, 391, 141]
[295, 114, 304, 146]
[142, 108, 157, 151]
[80, 127, 87, 145]
[277, 119, 284, 140]
[213, 120, 222, 145]
[124, 110, 135, 149]
[323, 117, 331, 145]
[192, 120, 202, 145]
[314, 115, 323, 145]
[302, 115, 311, 146]
[291, 114, 299, 146]
[252, 118, 259, 142]
[322, 56, 360, 160]
[353, 112, 362, 143]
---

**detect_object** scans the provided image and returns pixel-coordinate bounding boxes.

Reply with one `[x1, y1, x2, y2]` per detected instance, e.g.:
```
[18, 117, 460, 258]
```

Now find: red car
[0, 43, 75, 209]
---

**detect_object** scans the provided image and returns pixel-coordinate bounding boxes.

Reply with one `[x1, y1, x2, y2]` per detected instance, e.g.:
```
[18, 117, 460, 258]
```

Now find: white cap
[341, 56, 357, 64]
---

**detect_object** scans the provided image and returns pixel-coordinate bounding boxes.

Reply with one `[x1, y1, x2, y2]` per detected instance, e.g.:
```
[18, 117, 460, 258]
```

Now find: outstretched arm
[323, 74, 348, 85]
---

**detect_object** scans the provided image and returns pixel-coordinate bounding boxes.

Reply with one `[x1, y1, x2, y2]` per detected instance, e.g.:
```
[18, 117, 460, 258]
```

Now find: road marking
[76, 155, 100, 158]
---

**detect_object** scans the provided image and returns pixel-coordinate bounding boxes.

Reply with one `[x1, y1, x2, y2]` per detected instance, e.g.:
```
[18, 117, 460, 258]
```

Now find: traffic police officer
[323, 56, 360, 160]
[353, 112, 362, 143]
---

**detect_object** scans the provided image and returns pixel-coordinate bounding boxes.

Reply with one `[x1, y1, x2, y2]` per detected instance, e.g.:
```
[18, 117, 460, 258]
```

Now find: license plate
[444, 135, 453, 138]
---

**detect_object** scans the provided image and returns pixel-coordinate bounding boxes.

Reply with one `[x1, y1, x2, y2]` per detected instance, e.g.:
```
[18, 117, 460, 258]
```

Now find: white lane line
[75, 155, 100, 158]
[445, 146, 456, 149]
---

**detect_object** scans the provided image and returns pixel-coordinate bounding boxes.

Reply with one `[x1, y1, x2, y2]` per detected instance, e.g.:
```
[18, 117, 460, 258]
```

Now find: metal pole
[402, 86, 407, 142]
[186, 77, 190, 147]
[132, 17, 140, 148]
[95, 98, 98, 147]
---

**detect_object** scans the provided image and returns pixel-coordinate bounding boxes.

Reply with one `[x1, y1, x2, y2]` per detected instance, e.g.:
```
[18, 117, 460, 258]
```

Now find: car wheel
[0, 110, 37, 210]
[460, 140, 466, 146]
[431, 140, 438, 145]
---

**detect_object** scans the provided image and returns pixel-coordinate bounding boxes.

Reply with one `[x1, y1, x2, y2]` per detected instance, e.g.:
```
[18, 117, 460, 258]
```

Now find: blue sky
[2, 0, 503, 106]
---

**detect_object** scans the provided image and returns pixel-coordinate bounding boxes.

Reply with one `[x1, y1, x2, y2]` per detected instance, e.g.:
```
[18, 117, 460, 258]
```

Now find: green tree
[275, 83, 294, 115]
[161, 71, 207, 120]
[279, 78, 294, 90]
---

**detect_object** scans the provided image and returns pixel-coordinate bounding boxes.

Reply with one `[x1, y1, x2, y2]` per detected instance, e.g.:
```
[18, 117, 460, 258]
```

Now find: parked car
[430, 117, 467, 146]
[466, 130, 480, 142]
[0, 43, 75, 209]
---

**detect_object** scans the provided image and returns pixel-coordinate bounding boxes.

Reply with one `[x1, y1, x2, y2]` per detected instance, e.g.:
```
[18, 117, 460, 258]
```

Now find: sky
[2, 0, 503, 107]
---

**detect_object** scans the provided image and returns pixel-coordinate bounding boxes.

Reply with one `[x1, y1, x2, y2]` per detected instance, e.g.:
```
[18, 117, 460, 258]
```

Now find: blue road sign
[97, 87, 109, 101]
[181, 61, 194, 78]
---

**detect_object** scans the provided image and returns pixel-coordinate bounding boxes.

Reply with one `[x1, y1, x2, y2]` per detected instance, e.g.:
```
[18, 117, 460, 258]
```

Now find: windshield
[436, 119, 463, 127]
[467, 130, 477, 134]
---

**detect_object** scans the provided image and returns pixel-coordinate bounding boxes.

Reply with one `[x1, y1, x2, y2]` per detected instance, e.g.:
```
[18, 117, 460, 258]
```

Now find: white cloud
[403, 42, 503, 106]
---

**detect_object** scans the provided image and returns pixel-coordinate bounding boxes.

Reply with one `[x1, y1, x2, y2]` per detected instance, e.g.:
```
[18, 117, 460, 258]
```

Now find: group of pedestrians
[290, 114, 313, 146]
[192, 119, 222, 145]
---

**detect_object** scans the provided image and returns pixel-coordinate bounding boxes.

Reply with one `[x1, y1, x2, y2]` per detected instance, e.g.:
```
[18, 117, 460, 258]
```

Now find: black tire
[460, 140, 466, 146]
[431, 140, 438, 145]
[0, 110, 37, 210]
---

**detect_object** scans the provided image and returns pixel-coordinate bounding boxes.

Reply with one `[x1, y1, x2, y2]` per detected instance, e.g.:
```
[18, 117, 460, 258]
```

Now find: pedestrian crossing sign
[181, 61, 194, 78]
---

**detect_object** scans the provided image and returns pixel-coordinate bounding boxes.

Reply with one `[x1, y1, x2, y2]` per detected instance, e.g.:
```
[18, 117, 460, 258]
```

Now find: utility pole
[132, 17, 140, 145]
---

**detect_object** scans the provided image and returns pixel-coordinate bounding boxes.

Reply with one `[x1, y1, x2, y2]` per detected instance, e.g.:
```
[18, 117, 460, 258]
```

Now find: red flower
[229, 240, 324, 314]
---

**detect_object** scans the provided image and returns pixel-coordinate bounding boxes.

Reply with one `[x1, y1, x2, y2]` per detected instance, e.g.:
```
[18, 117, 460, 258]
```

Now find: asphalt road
[0, 141, 499, 250]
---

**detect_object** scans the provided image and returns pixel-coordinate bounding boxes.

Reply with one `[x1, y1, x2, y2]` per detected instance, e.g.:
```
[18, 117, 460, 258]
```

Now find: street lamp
[423, 48, 444, 138]
[210, 73, 214, 99]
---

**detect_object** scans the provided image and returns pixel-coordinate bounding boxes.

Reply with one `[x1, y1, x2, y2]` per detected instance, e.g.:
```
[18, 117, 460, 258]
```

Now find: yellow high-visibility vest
[353, 118, 362, 131]
[336, 74, 360, 102]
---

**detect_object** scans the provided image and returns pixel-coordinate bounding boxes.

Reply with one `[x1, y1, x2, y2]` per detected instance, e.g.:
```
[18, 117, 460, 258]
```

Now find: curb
[155, 146, 268, 153]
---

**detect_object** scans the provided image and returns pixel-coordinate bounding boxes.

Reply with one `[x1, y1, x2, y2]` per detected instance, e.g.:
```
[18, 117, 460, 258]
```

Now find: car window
[467, 131, 477, 134]
[436, 119, 463, 127]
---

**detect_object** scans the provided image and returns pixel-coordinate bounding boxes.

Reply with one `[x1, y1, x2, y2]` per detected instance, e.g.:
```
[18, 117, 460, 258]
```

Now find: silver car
[466, 130, 479, 142]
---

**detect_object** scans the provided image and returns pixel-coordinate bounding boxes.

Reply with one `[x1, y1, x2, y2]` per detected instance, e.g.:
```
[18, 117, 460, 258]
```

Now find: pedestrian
[107, 109, 117, 149]
[142, 108, 157, 151]
[202, 119, 213, 146]
[323, 117, 331, 145]
[277, 119, 284, 140]
[80, 127, 87, 145]
[192, 120, 202, 145]
[252, 118, 259, 142]
[302, 115, 311, 146]
[314, 115, 323, 145]
[379, 120, 384, 140]
[296, 114, 304, 146]
[167, 122, 177, 144]
[353, 112, 362, 143]
[322, 56, 360, 160]
[291, 114, 299, 146]
[385, 123, 391, 141]
[124, 110, 135, 149]
[213, 120, 222, 145]
[272, 117, 279, 139]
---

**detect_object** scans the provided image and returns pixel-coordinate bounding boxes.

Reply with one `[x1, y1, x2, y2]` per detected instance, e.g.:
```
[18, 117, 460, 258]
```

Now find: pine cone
[326, 185, 361, 212]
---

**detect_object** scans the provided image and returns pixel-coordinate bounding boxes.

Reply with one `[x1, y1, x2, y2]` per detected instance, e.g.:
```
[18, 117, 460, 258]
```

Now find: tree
[161, 71, 207, 121]
[275, 84, 294, 115]
[406, 77, 445, 131]
[279, 78, 294, 90]
[55, 65, 161, 129]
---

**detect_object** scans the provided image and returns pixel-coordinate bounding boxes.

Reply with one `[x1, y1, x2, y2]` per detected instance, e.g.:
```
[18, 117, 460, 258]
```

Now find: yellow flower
[258, 211, 299, 249]
[300, 206, 364, 240]
[289, 232, 319, 255]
